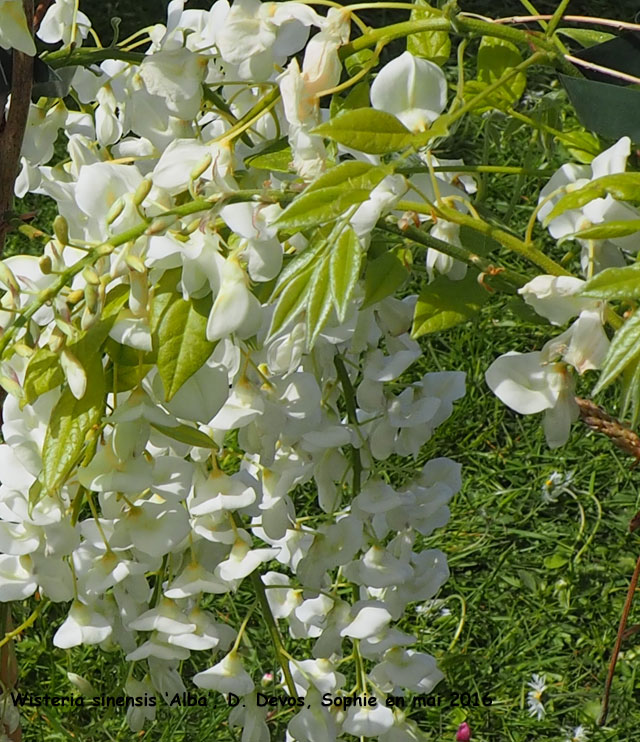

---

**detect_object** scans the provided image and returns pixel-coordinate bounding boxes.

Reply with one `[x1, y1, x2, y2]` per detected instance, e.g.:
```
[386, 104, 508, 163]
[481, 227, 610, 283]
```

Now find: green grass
[8, 2, 640, 741]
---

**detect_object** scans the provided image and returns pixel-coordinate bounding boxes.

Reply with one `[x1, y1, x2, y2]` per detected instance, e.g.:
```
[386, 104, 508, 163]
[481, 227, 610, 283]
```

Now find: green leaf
[560, 74, 640, 144]
[580, 263, 640, 300]
[544, 173, 640, 226]
[362, 249, 410, 309]
[558, 128, 600, 164]
[337, 81, 371, 112]
[150, 422, 217, 449]
[22, 285, 129, 408]
[275, 185, 370, 230]
[407, 0, 450, 65]
[244, 138, 293, 173]
[330, 226, 362, 322]
[411, 270, 490, 338]
[556, 28, 615, 47]
[268, 262, 316, 338]
[22, 349, 64, 408]
[41, 355, 105, 494]
[306, 161, 392, 194]
[344, 49, 375, 77]
[464, 37, 526, 112]
[593, 310, 640, 394]
[620, 358, 640, 428]
[105, 339, 154, 392]
[270, 236, 328, 302]
[544, 552, 570, 569]
[306, 257, 333, 349]
[573, 220, 640, 241]
[312, 108, 415, 155]
[155, 290, 215, 401]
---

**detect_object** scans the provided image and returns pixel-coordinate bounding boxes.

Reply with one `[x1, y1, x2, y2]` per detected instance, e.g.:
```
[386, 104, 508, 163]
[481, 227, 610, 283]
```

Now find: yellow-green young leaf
[330, 226, 362, 322]
[333, 81, 370, 115]
[275, 185, 370, 230]
[573, 220, 640, 241]
[620, 358, 640, 428]
[407, 0, 450, 65]
[464, 37, 525, 112]
[344, 49, 375, 77]
[559, 129, 601, 164]
[312, 108, 415, 154]
[306, 257, 333, 349]
[150, 422, 217, 449]
[307, 161, 392, 194]
[362, 250, 410, 309]
[155, 291, 216, 401]
[41, 355, 105, 495]
[411, 271, 489, 338]
[22, 349, 64, 408]
[22, 285, 129, 408]
[244, 137, 293, 173]
[593, 310, 640, 394]
[271, 237, 328, 301]
[581, 263, 640, 300]
[268, 262, 316, 339]
[544, 173, 640, 225]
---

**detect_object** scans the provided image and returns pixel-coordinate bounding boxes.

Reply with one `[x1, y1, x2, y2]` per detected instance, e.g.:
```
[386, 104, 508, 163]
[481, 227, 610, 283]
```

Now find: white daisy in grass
[526, 673, 547, 721]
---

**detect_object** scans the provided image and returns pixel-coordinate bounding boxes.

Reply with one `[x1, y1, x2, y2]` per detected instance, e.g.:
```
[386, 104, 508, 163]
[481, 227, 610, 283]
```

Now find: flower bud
[53, 215, 69, 246]
[106, 197, 125, 225]
[48, 327, 65, 353]
[61, 349, 87, 400]
[66, 289, 84, 305]
[67, 672, 98, 698]
[82, 267, 100, 286]
[133, 178, 153, 206]
[0, 262, 20, 295]
[39, 255, 53, 275]
[125, 254, 146, 274]
[456, 722, 471, 741]
[84, 283, 99, 314]
[145, 214, 178, 235]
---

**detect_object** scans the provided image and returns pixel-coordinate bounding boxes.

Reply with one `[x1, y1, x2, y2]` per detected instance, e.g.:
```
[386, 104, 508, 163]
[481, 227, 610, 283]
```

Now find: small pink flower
[456, 721, 471, 741]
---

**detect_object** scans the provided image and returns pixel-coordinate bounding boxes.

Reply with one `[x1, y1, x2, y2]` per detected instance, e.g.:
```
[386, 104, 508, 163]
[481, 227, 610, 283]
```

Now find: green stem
[42, 46, 145, 69]
[334, 355, 362, 498]
[379, 221, 529, 291]
[340, 14, 581, 77]
[507, 108, 600, 156]
[395, 198, 572, 277]
[443, 52, 547, 128]
[230, 513, 297, 696]
[0, 190, 290, 359]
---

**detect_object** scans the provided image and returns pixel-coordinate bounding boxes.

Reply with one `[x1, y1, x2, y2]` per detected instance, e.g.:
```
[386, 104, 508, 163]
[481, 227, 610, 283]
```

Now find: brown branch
[0, 0, 35, 255]
[575, 397, 640, 461]
[33, 0, 55, 33]
[599, 553, 640, 726]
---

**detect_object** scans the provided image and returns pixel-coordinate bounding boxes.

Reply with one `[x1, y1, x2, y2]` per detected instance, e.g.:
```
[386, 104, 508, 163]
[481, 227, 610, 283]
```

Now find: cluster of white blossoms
[486, 137, 639, 448]
[0, 0, 470, 738]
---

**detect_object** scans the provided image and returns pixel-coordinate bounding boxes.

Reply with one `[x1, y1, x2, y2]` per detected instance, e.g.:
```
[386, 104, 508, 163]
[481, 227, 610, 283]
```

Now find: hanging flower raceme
[0, 2, 473, 739]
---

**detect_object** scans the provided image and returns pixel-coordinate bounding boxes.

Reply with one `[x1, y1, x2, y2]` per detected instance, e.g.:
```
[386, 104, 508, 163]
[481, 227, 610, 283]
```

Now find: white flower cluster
[0, 1, 467, 738]
[485, 138, 639, 447]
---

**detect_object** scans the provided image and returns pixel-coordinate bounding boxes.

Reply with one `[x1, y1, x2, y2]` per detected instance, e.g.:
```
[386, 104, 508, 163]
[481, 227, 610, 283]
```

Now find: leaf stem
[230, 513, 297, 696]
